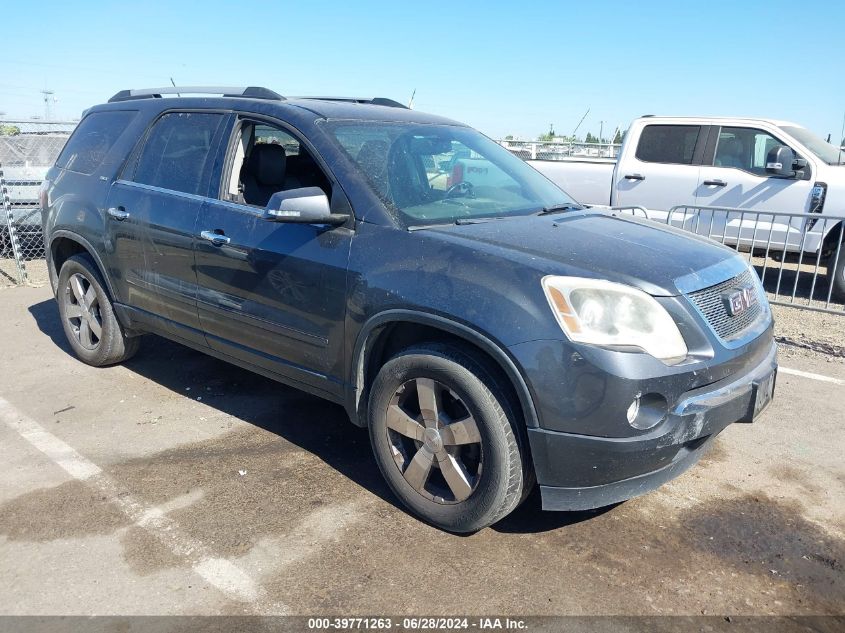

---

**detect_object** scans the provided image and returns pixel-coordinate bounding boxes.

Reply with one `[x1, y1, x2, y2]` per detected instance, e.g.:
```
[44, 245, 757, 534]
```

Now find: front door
[696, 125, 815, 251]
[195, 117, 352, 397]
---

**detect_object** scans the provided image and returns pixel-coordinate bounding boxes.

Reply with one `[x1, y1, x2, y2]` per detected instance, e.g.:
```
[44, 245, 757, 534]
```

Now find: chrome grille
[687, 270, 763, 341]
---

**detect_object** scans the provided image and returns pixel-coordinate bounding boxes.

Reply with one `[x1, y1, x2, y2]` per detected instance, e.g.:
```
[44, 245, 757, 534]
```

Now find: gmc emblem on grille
[724, 286, 758, 316]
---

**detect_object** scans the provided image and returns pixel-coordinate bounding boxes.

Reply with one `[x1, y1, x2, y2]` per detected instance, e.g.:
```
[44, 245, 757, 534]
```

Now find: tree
[613, 130, 623, 144]
[0, 125, 20, 136]
[504, 135, 514, 141]
[537, 123, 556, 142]
[585, 132, 596, 144]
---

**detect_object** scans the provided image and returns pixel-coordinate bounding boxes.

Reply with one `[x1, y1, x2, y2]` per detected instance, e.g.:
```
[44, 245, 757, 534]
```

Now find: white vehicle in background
[529, 116, 845, 297]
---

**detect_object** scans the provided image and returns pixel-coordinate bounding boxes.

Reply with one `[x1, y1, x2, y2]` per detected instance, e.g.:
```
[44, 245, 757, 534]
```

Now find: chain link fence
[1, 120, 75, 287]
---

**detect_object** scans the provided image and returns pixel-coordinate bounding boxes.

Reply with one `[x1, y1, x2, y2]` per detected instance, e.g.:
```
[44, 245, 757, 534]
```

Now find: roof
[283, 97, 463, 125]
[98, 86, 464, 126]
[638, 115, 801, 128]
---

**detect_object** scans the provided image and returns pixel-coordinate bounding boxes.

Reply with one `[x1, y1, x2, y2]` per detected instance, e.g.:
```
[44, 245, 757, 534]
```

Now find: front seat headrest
[248, 143, 287, 186]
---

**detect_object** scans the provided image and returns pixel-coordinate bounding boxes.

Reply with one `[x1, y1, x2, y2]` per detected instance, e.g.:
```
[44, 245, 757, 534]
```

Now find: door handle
[624, 173, 645, 181]
[703, 179, 728, 187]
[107, 207, 130, 221]
[200, 230, 231, 246]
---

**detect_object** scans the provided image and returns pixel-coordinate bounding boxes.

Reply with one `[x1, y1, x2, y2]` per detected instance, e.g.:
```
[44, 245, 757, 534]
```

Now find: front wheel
[368, 342, 529, 532]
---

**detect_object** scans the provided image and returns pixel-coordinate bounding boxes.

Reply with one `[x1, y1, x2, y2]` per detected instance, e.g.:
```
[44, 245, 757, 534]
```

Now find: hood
[426, 209, 745, 296]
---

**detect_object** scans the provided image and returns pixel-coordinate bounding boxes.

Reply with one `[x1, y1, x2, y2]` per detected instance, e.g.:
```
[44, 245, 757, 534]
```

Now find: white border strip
[779, 366, 844, 386]
[0, 397, 266, 607]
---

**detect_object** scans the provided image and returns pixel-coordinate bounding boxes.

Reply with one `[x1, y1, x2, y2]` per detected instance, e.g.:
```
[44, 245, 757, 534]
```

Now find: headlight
[541, 276, 688, 362]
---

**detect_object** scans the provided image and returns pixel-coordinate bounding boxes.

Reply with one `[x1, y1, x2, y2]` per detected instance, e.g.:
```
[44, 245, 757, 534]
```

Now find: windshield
[779, 125, 843, 165]
[325, 121, 577, 226]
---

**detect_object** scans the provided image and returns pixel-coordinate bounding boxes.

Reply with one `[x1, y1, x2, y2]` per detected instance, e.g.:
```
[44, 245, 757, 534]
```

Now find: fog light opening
[627, 393, 668, 430]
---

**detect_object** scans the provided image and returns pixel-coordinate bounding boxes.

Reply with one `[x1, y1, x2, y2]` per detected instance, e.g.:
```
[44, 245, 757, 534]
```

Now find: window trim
[634, 124, 708, 166]
[117, 108, 232, 197]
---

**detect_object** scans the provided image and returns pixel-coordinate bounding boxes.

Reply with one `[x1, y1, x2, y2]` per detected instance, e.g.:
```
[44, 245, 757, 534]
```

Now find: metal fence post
[1, 163, 26, 285]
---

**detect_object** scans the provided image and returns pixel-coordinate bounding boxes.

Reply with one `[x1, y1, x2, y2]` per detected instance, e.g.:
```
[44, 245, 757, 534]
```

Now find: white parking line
[779, 366, 844, 386]
[0, 396, 267, 607]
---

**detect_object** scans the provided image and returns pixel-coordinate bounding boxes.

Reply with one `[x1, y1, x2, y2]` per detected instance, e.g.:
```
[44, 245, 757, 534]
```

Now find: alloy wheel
[64, 273, 103, 350]
[385, 377, 483, 504]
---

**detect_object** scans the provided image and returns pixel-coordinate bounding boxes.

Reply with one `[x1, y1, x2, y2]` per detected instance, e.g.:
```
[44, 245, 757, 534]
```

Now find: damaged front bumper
[525, 339, 778, 511]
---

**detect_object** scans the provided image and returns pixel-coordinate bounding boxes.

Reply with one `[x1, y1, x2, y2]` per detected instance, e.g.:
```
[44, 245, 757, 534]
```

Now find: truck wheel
[831, 252, 845, 301]
[57, 254, 140, 366]
[368, 342, 528, 532]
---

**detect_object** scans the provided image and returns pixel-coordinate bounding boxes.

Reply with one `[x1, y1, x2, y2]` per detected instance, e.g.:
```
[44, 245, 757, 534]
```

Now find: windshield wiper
[407, 216, 507, 230]
[535, 203, 585, 215]
[454, 217, 507, 225]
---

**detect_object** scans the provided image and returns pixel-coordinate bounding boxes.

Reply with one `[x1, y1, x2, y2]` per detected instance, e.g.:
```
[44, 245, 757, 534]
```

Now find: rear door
[614, 123, 706, 222]
[696, 125, 814, 251]
[105, 110, 229, 344]
[195, 115, 352, 398]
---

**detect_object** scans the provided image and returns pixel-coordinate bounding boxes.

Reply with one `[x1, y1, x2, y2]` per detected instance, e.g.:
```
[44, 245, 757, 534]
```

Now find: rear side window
[55, 110, 136, 174]
[635, 125, 701, 165]
[130, 112, 225, 195]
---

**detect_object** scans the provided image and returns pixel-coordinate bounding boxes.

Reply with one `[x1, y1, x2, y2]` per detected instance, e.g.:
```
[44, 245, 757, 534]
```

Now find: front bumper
[523, 339, 777, 511]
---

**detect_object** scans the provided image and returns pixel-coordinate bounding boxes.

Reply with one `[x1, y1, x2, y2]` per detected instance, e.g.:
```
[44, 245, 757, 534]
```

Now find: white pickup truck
[529, 116, 845, 297]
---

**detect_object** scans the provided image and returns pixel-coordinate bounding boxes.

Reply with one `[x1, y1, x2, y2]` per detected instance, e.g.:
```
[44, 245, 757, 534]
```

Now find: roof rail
[107, 86, 285, 103]
[293, 96, 408, 109]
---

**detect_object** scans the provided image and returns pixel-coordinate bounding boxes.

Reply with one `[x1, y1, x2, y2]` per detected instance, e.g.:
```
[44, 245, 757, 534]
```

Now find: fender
[347, 309, 540, 429]
[48, 230, 117, 300]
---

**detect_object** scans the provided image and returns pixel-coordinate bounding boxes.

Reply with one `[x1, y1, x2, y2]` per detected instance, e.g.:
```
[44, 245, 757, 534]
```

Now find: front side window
[131, 112, 225, 195]
[56, 110, 136, 175]
[635, 125, 701, 165]
[325, 122, 575, 226]
[221, 119, 331, 207]
[714, 127, 787, 175]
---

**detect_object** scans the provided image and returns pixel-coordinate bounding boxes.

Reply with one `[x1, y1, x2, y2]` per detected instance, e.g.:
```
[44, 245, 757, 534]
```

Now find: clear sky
[3, 0, 844, 141]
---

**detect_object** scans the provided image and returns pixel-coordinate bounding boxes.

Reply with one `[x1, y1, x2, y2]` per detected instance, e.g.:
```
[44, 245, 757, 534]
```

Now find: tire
[830, 250, 845, 301]
[368, 342, 530, 532]
[56, 254, 140, 366]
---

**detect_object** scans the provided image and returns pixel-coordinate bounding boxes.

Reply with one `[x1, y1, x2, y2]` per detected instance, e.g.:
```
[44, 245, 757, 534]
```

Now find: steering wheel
[445, 181, 475, 199]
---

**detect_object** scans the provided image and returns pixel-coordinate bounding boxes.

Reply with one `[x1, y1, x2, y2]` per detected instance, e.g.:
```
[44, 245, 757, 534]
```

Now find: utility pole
[41, 90, 55, 120]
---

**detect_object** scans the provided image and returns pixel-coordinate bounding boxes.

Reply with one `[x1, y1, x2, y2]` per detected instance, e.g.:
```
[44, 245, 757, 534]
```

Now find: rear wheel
[57, 254, 139, 366]
[368, 342, 529, 532]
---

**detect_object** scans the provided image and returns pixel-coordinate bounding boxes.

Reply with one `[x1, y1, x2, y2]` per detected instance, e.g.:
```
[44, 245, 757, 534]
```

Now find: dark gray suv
[42, 86, 777, 531]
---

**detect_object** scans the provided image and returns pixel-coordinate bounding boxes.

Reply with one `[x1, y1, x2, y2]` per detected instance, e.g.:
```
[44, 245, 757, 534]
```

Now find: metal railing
[1, 120, 75, 287]
[617, 205, 845, 314]
[498, 139, 621, 161]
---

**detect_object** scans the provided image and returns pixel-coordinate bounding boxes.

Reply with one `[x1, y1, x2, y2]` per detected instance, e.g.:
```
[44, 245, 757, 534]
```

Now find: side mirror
[263, 187, 349, 225]
[765, 146, 802, 178]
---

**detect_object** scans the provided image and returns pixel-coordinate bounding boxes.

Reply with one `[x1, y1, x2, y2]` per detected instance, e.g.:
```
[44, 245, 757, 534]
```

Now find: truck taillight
[447, 162, 463, 188]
